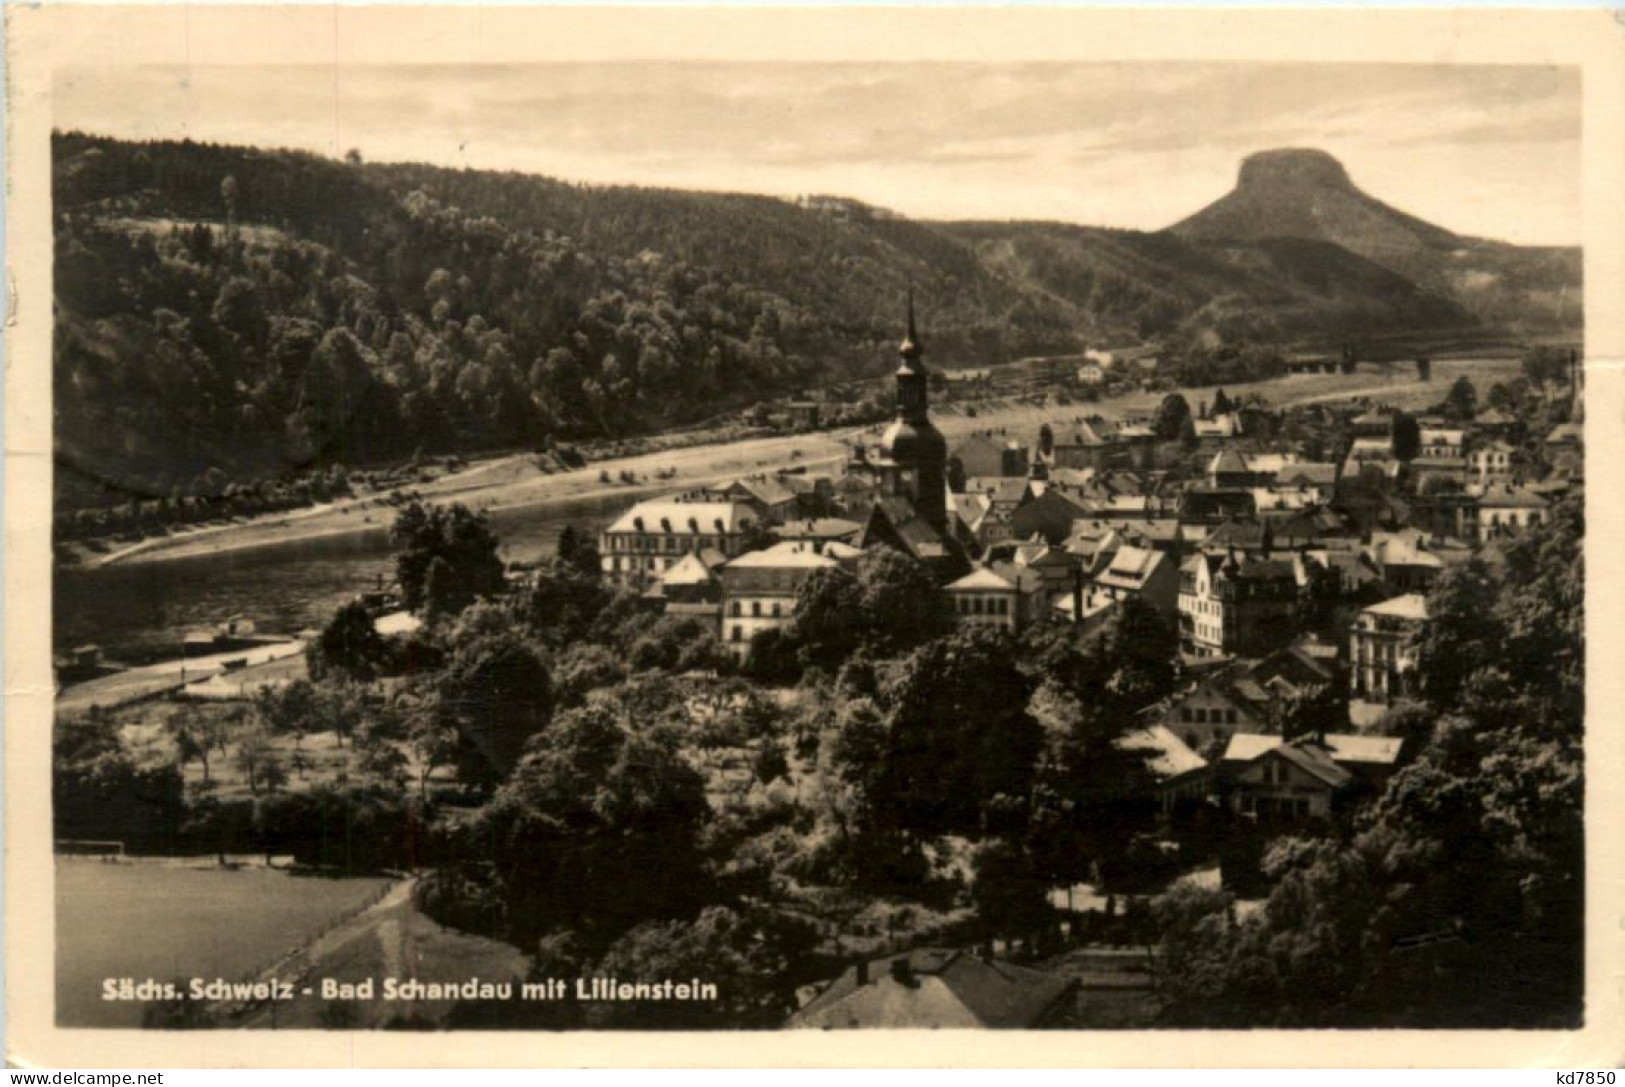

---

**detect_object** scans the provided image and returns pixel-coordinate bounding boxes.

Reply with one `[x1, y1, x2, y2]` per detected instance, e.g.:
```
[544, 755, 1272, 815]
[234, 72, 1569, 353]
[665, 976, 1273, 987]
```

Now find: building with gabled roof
[1087, 544, 1179, 621]
[1178, 551, 1299, 659]
[1117, 725, 1209, 812]
[1349, 592, 1428, 726]
[856, 497, 972, 582]
[695, 476, 799, 522]
[600, 498, 759, 587]
[719, 540, 859, 661]
[787, 948, 1076, 1029]
[945, 562, 1047, 633]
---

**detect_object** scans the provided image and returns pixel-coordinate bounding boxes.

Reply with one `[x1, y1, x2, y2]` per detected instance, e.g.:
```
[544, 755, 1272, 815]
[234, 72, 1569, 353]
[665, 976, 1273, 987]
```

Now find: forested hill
[52, 132, 1569, 503]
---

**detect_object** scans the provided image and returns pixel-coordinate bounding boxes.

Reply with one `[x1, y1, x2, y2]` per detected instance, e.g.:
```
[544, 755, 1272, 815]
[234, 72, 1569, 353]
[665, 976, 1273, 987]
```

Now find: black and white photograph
[6, 4, 1621, 1068]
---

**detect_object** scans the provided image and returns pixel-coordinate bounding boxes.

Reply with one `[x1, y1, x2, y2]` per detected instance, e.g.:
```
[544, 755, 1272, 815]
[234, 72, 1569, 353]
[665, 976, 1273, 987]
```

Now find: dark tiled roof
[788, 949, 1075, 1029]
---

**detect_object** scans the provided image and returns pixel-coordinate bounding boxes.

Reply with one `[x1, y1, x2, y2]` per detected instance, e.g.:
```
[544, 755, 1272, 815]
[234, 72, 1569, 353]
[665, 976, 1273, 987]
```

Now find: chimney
[1072, 567, 1084, 627]
[890, 957, 914, 985]
[855, 959, 870, 986]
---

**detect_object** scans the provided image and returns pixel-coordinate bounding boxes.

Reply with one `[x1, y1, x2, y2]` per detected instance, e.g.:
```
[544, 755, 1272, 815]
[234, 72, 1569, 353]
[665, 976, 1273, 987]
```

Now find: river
[53, 491, 636, 662]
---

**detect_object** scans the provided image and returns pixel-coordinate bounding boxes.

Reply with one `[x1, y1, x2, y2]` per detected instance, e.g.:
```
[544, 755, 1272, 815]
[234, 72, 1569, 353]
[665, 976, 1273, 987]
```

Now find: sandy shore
[83, 360, 1508, 570]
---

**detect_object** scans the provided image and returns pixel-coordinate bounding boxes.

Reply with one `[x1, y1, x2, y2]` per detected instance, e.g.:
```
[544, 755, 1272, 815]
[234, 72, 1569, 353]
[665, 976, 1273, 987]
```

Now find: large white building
[1348, 593, 1429, 726]
[600, 498, 758, 587]
[718, 541, 860, 660]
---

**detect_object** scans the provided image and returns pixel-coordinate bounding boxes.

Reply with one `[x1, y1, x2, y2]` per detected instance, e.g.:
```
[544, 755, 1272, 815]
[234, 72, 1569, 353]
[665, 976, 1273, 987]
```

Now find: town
[53, 297, 1584, 1032]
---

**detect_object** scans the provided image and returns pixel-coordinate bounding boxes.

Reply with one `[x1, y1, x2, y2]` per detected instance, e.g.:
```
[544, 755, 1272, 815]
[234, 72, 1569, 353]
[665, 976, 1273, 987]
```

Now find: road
[80, 359, 1511, 572]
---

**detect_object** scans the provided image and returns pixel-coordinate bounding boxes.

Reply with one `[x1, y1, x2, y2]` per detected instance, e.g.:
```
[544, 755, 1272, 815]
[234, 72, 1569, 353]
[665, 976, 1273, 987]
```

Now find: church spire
[900, 286, 924, 362]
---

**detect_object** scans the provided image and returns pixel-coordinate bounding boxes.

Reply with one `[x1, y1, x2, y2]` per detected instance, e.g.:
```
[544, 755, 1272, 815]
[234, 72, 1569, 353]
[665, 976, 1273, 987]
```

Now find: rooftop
[788, 948, 1075, 1030]
[723, 541, 840, 570]
[606, 498, 756, 536]
[1364, 593, 1429, 621]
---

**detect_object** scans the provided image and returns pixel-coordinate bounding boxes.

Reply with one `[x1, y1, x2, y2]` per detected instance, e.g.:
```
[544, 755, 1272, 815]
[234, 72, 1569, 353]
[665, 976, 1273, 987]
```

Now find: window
[771, 603, 782, 618]
[1226, 708, 1237, 724]
[1194, 708, 1207, 724]
[730, 601, 741, 617]
[752, 602, 762, 617]
[731, 626, 742, 642]
[1181, 707, 1193, 723]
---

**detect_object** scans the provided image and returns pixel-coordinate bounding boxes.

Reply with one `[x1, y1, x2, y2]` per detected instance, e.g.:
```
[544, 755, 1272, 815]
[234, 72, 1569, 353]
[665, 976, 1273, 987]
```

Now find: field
[56, 859, 394, 1026]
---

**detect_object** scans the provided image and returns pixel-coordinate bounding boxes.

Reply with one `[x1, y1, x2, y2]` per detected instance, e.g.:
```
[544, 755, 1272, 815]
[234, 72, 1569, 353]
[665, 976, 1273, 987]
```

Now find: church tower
[879, 292, 948, 533]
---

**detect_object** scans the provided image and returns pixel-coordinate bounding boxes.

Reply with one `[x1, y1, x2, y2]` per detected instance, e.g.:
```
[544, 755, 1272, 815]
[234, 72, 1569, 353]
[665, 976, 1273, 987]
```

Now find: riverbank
[74, 360, 1508, 572]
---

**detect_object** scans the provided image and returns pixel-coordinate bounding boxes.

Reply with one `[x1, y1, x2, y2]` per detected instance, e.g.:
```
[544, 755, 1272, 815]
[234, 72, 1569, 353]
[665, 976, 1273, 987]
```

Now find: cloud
[52, 59, 1581, 245]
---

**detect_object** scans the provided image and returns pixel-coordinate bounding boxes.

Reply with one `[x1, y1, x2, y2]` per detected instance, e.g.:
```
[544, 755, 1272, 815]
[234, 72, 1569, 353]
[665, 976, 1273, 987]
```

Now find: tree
[438, 633, 554, 782]
[552, 644, 628, 708]
[309, 599, 390, 681]
[521, 562, 611, 649]
[233, 729, 283, 796]
[588, 906, 814, 1027]
[1521, 345, 1569, 389]
[789, 549, 951, 668]
[1155, 393, 1193, 441]
[1441, 376, 1477, 422]
[970, 838, 1054, 945]
[404, 696, 461, 799]
[471, 689, 711, 948]
[879, 627, 1042, 835]
[1153, 498, 1584, 1028]
[555, 525, 602, 581]
[391, 501, 507, 616]
[1392, 412, 1420, 462]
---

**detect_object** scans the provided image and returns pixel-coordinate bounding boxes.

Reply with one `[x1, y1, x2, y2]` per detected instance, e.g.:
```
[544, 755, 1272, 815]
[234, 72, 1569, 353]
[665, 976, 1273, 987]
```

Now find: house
[1086, 544, 1179, 621]
[1117, 725, 1209, 813]
[1472, 484, 1550, 540]
[1220, 734, 1402, 819]
[959, 476, 1035, 516]
[945, 563, 1047, 633]
[646, 548, 726, 628]
[1342, 438, 1402, 481]
[1409, 455, 1469, 494]
[1193, 414, 1243, 443]
[787, 948, 1076, 1029]
[718, 541, 857, 660]
[1011, 541, 1081, 600]
[1363, 530, 1453, 593]
[1178, 552, 1299, 659]
[1222, 735, 1353, 819]
[772, 517, 863, 550]
[1473, 408, 1521, 442]
[1468, 440, 1519, 480]
[600, 499, 758, 587]
[949, 491, 995, 547]
[951, 434, 1025, 479]
[1159, 665, 1274, 754]
[1008, 488, 1091, 547]
[1085, 345, 1159, 373]
[1047, 422, 1125, 472]
[698, 477, 799, 523]
[1078, 361, 1107, 386]
[1544, 421, 1583, 454]
[1418, 426, 1466, 459]
[1348, 593, 1428, 726]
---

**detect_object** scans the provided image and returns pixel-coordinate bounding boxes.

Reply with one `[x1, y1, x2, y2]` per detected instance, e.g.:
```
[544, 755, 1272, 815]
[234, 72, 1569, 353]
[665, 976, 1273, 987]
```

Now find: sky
[54, 61, 1581, 245]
